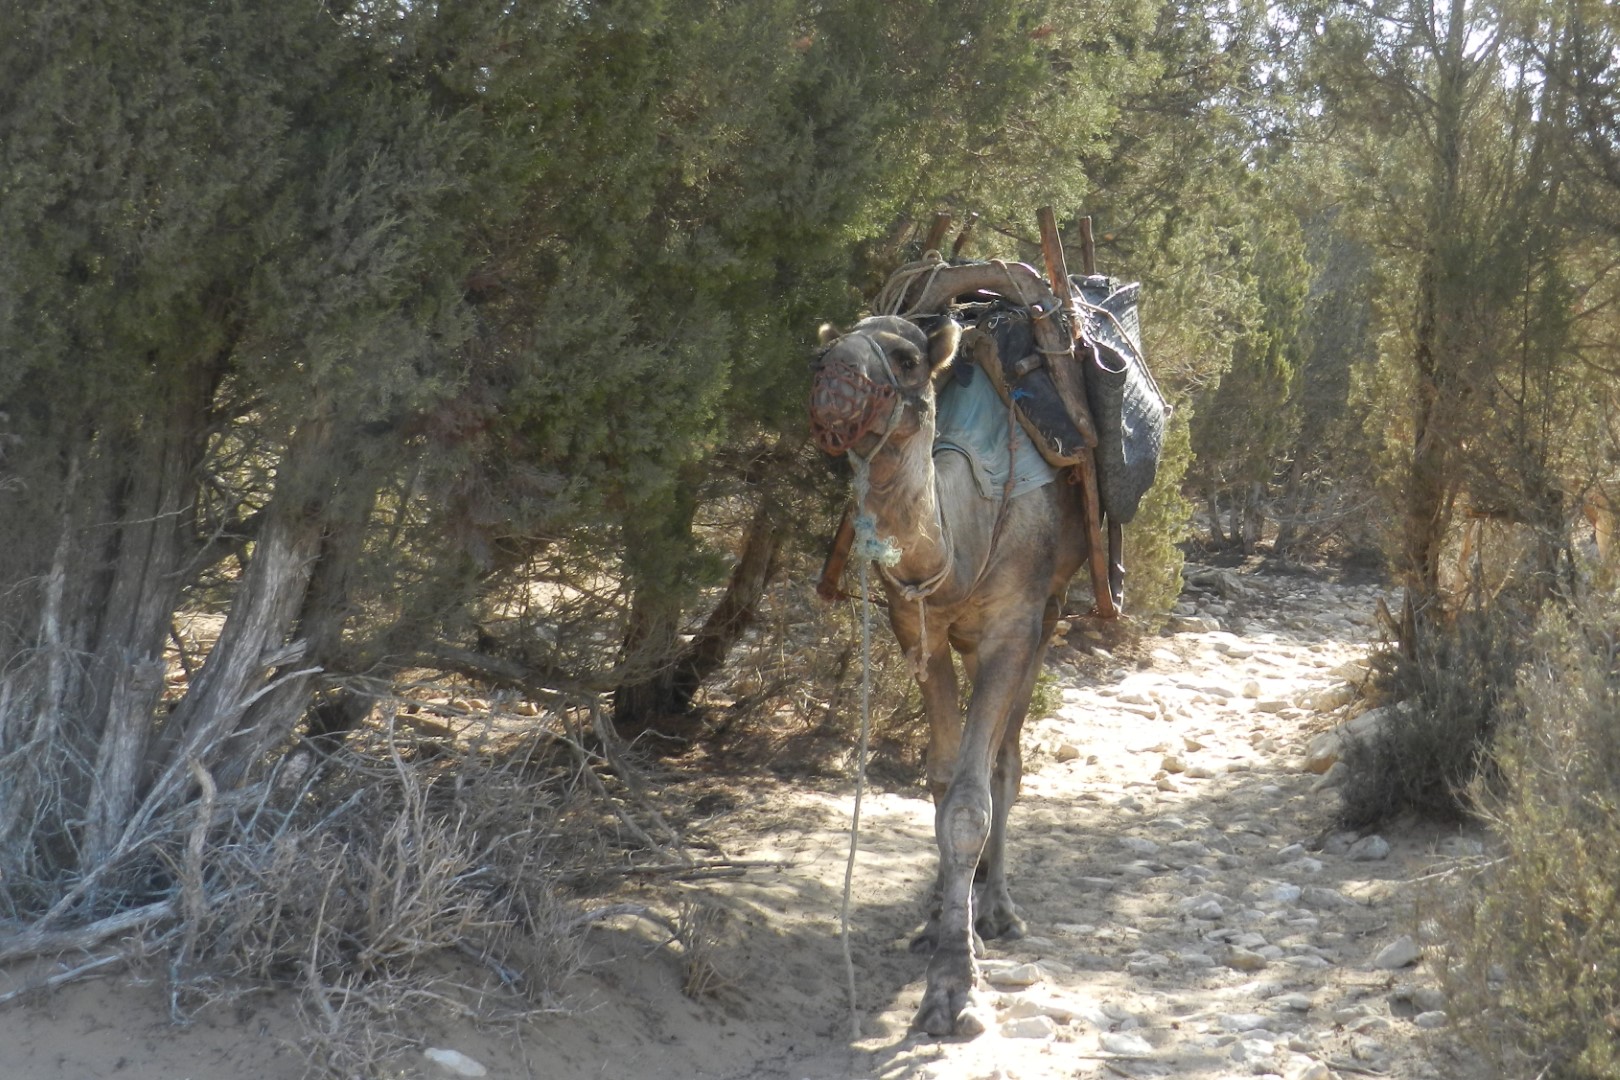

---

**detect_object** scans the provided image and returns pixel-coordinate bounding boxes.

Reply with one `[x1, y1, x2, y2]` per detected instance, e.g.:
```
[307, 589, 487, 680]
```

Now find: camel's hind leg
[974, 732, 1026, 942]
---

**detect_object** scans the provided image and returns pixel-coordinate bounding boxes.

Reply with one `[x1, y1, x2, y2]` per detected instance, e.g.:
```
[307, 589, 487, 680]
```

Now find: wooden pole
[1035, 206, 1117, 619]
[816, 505, 856, 604]
[951, 212, 979, 258]
[1078, 216, 1097, 276]
[923, 212, 953, 254]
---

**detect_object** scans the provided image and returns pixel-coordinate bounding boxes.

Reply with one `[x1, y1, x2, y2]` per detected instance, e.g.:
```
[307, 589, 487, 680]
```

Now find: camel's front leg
[975, 596, 1057, 942]
[907, 641, 960, 957]
[912, 623, 1040, 1038]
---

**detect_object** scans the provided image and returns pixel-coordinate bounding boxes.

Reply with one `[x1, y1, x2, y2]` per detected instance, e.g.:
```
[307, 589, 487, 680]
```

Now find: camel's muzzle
[809, 354, 897, 456]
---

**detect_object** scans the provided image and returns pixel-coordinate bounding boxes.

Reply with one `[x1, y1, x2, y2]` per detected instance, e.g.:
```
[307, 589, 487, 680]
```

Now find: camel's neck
[852, 417, 954, 592]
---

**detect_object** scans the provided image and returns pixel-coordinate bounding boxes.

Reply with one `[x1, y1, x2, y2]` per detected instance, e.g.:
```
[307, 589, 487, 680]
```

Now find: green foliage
[1339, 602, 1527, 826]
[1443, 598, 1620, 1079]
[1124, 399, 1193, 622]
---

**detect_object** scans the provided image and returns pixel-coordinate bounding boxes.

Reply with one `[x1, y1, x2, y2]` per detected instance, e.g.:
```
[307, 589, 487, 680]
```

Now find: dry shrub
[1337, 602, 1526, 826]
[1441, 598, 1620, 1079]
[170, 725, 588, 1078]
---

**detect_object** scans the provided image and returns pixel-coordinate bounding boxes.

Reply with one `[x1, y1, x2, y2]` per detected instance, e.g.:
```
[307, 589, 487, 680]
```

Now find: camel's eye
[893, 346, 922, 373]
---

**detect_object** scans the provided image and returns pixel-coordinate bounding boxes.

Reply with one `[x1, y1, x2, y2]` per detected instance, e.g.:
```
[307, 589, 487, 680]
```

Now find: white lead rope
[839, 551, 875, 1041]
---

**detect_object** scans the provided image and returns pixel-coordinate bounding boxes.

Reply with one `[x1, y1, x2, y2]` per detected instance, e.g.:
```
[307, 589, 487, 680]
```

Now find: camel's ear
[818, 322, 842, 346]
[927, 320, 962, 373]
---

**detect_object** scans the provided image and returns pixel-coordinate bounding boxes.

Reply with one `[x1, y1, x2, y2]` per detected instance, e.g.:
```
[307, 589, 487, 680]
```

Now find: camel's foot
[911, 919, 984, 957]
[972, 893, 1023, 939]
[911, 949, 982, 1037]
[973, 887, 1026, 942]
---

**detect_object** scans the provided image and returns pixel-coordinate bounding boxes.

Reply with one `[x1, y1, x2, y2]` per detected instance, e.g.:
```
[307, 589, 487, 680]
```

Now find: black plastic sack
[1075, 275, 1168, 524]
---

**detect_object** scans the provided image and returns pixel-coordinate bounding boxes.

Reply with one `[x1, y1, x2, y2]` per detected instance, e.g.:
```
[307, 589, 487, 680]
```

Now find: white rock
[1304, 732, 1341, 774]
[1413, 1010, 1449, 1029]
[983, 962, 1044, 987]
[1161, 754, 1187, 774]
[1219, 1012, 1272, 1032]
[1002, 1014, 1059, 1039]
[1286, 1060, 1333, 1080]
[1300, 886, 1350, 910]
[1274, 992, 1313, 1012]
[1306, 684, 1356, 712]
[1373, 934, 1422, 969]
[1120, 836, 1161, 856]
[424, 1049, 488, 1078]
[954, 1004, 990, 1037]
[1180, 894, 1226, 920]
[1348, 835, 1391, 861]
[1311, 761, 1350, 792]
[1002, 994, 1083, 1024]
[1099, 1031, 1155, 1056]
[1255, 699, 1294, 713]
[1227, 947, 1269, 972]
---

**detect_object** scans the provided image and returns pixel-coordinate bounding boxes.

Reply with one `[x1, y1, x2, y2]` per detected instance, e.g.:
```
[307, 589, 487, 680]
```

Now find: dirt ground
[0, 562, 1483, 1080]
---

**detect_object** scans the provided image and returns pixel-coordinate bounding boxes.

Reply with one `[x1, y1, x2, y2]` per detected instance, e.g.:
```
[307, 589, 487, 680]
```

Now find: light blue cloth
[934, 367, 1057, 500]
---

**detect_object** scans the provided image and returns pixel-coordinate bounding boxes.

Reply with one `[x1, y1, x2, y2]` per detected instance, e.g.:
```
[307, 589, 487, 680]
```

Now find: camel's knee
[942, 796, 990, 863]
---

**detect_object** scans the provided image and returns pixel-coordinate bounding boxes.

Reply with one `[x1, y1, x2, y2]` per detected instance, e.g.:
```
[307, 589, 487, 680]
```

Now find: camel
[809, 312, 1088, 1037]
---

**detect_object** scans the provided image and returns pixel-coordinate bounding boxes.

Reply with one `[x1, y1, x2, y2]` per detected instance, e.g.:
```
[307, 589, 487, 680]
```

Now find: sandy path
[0, 564, 1477, 1080]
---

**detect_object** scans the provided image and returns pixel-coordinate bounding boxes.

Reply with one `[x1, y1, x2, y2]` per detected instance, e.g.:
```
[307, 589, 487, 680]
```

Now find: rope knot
[853, 512, 902, 567]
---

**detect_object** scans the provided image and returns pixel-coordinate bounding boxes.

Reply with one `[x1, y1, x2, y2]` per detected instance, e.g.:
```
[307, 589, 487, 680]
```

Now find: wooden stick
[1036, 207, 1117, 618]
[923, 212, 953, 253]
[817, 505, 856, 604]
[951, 213, 979, 258]
[1079, 215, 1097, 276]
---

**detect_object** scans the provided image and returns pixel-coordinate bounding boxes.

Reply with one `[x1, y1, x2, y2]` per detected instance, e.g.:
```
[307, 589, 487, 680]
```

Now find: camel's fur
[811, 315, 1087, 1037]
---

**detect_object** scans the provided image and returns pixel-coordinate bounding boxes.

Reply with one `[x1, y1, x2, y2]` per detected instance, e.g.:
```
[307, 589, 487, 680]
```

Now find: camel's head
[808, 315, 961, 456]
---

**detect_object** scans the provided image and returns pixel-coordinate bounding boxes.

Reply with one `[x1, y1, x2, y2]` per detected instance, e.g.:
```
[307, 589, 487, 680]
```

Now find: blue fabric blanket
[934, 365, 1057, 501]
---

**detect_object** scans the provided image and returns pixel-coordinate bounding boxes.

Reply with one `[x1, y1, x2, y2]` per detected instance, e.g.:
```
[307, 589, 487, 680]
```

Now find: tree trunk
[147, 416, 335, 796]
[666, 495, 783, 712]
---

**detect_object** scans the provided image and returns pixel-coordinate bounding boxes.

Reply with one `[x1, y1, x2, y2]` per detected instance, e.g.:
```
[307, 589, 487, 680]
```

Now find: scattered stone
[1306, 684, 1356, 712]
[954, 1005, 990, 1038]
[1411, 986, 1447, 1012]
[1169, 614, 1222, 634]
[1286, 1060, 1333, 1080]
[1155, 776, 1180, 792]
[1001, 1014, 1059, 1039]
[983, 962, 1044, 988]
[1373, 934, 1422, 970]
[1274, 993, 1313, 1012]
[1126, 952, 1171, 975]
[1413, 1010, 1449, 1029]
[1161, 754, 1187, 774]
[1056, 742, 1083, 762]
[1347, 834, 1391, 861]
[1182, 734, 1206, 751]
[1255, 699, 1293, 714]
[1332, 1004, 1376, 1024]
[1311, 761, 1350, 792]
[1227, 947, 1269, 972]
[1180, 894, 1226, 920]
[424, 1049, 488, 1078]
[1120, 836, 1162, 856]
[1304, 732, 1341, 774]
[1299, 886, 1351, 910]
[1218, 1012, 1272, 1032]
[1099, 1031, 1155, 1056]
